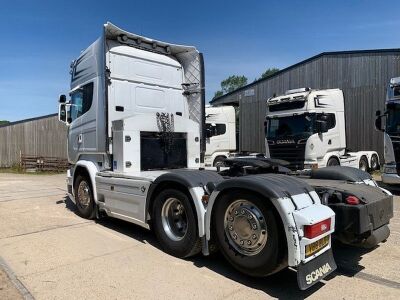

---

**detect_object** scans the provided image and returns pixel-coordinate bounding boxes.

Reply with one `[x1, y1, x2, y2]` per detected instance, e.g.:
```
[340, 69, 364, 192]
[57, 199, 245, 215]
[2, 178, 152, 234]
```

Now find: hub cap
[77, 181, 91, 208]
[161, 198, 188, 241]
[224, 200, 268, 256]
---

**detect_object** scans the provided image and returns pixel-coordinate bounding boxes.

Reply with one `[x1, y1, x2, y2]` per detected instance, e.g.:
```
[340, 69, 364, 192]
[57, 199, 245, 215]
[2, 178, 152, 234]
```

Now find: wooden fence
[0, 114, 68, 167]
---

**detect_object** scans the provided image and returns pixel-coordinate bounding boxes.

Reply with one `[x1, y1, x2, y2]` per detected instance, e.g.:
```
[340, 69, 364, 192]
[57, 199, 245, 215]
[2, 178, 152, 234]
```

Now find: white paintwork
[265, 88, 379, 170]
[106, 40, 188, 141]
[204, 106, 236, 166]
[112, 115, 200, 173]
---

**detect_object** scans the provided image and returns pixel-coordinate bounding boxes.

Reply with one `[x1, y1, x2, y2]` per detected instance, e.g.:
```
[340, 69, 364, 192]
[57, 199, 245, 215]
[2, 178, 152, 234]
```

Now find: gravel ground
[0, 173, 399, 299]
[0, 267, 22, 300]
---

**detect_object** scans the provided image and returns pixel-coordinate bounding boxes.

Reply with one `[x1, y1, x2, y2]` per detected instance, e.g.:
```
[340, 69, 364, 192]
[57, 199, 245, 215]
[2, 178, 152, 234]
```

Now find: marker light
[304, 218, 331, 239]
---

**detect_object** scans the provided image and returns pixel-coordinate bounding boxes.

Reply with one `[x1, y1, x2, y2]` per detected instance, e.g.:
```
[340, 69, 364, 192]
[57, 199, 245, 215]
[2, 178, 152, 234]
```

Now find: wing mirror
[59, 94, 67, 103]
[59, 104, 67, 123]
[375, 110, 386, 132]
[58, 103, 71, 125]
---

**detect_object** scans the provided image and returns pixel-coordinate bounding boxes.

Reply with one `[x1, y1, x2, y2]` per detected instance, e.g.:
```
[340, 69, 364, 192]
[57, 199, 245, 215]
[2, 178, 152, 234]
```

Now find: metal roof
[210, 48, 400, 104]
[0, 113, 58, 128]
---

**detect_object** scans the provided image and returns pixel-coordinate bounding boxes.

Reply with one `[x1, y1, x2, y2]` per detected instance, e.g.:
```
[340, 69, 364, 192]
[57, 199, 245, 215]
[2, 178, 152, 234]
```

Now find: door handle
[328, 139, 332, 145]
[78, 134, 83, 144]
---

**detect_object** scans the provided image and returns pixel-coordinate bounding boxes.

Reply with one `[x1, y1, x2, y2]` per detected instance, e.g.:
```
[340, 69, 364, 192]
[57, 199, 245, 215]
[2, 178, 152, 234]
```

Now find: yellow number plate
[305, 236, 330, 258]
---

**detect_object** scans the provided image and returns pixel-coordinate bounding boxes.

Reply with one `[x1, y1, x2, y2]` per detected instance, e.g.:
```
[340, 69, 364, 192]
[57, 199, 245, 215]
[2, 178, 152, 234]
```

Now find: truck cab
[204, 106, 237, 166]
[376, 77, 400, 184]
[265, 88, 379, 171]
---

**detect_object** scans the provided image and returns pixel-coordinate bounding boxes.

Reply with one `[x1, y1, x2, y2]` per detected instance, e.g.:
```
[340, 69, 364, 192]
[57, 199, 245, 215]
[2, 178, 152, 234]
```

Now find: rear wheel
[153, 189, 201, 258]
[327, 157, 340, 167]
[359, 156, 369, 172]
[74, 174, 96, 219]
[370, 154, 380, 171]
[213, 191, 286, 277]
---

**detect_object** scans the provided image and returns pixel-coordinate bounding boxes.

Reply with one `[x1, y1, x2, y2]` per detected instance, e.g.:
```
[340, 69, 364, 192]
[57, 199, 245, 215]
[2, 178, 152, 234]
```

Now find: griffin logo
[305, 263, 332, 285]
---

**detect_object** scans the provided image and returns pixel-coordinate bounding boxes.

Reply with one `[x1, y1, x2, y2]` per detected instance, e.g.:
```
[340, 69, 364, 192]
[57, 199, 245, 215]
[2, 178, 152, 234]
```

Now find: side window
[326, 113, 336, 129]
[70, 82, 94, 121]
[206, 123, 226, 137]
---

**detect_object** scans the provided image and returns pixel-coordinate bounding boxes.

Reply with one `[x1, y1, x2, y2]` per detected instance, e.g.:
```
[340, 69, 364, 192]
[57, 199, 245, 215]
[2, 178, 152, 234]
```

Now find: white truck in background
[57, 22, 338, 290]
[265, 88, 380, 172]
[376, 77, 400, 184]
[204, 106, 237, 166]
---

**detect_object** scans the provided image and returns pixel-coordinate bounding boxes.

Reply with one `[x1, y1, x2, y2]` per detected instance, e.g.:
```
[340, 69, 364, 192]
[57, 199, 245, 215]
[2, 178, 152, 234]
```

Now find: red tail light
[346, 195, 360, 205]
[304, 218, 331, 239]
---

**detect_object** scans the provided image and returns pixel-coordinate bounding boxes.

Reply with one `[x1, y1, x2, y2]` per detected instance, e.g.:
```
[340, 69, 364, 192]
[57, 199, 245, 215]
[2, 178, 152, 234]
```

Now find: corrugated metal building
[0, 114, 68, 167]
[210, 49, 400, 157]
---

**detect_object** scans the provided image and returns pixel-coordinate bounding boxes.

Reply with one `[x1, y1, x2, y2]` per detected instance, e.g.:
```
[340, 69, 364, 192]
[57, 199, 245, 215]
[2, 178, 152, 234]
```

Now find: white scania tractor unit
[58, 22, 340, 290]
[204, 105, 237, 166]
[265, 88, 380, 172]
[376, 77, 400, 184]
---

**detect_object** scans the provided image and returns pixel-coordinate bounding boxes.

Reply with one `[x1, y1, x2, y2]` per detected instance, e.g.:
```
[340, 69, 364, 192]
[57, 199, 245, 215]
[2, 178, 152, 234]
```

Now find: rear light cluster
[304, 218, 331, 239]
[319, 191, 361, 205]
[345, 195, 360, 205]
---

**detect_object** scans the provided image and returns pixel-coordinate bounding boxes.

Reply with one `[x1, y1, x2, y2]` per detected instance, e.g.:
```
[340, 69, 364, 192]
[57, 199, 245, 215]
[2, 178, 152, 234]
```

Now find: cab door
[68, 82, 95, 162]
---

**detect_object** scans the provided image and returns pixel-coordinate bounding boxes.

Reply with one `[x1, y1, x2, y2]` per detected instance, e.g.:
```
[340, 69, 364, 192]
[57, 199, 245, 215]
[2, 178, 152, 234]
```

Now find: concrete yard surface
[0, 173, 400, 299]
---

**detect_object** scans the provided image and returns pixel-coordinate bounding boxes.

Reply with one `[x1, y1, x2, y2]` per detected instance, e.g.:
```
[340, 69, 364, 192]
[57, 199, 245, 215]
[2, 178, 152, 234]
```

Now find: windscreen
[386, 102, 400, 134]
[266, 114, 316, 139]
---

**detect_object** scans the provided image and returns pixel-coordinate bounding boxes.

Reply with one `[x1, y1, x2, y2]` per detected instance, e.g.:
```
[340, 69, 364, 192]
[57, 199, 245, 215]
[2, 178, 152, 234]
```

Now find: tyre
[213, 191, 286, 277]
[359, 156, 369, 172]
[74, 174, 96, 219]
[370, 154, 380, 171]
[213, 156, 226, 167]
[327, 157, 340, 167]
[153, 189, 201, 258]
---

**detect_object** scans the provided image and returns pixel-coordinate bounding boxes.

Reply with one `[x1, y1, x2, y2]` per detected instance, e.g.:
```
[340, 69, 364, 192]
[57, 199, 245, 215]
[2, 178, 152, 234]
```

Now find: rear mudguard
[204, 174, 335, 267]
[146, 169, 224, 237]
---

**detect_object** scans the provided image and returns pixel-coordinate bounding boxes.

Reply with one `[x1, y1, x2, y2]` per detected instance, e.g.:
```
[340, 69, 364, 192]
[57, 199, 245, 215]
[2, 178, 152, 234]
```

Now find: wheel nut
[229, 226, 233, 231]
[241, 209, 245, 214]
[234, 210, 238, 215]
[240, 240, 244, 245]
[247, 240, 252, 245]
[252, 234, 257, 239]
[252, 224, 257, 229]
[248, 214, 253, 219]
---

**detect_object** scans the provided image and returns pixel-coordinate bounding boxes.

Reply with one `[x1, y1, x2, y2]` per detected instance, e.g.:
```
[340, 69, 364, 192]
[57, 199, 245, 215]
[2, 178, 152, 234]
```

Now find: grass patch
[0, 164, 65, 175]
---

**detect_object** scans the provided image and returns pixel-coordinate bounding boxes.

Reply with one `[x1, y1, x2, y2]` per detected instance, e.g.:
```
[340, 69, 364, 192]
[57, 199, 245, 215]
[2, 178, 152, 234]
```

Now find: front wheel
[74, 174, 96, 219]
[153, 189, 201, 258]
[213, 191, 286, 277]
[213, 156, 226, 167]
[327, 157, 340, 167]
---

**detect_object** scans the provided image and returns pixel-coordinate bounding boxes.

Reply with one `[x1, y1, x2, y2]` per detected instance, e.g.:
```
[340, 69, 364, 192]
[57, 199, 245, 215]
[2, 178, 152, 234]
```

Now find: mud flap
[297, 249, 337, 290]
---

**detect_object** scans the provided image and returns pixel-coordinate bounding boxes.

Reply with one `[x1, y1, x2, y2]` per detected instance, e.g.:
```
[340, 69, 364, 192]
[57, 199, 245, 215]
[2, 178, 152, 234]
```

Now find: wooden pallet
[20, 154, 69, 172]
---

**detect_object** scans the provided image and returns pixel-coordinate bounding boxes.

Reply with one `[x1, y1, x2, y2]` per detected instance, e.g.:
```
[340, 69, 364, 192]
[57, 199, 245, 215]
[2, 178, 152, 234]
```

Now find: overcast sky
[1, 0, 400, 121]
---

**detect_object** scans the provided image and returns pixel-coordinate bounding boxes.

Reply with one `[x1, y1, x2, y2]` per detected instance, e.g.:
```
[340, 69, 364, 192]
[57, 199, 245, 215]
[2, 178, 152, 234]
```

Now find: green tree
[221, 75, 248, 94]
[212, 75, 248, 99]
[213, 90, 223, 99]
[260, 68, 280, 79]
[0, 120, 9, 126]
